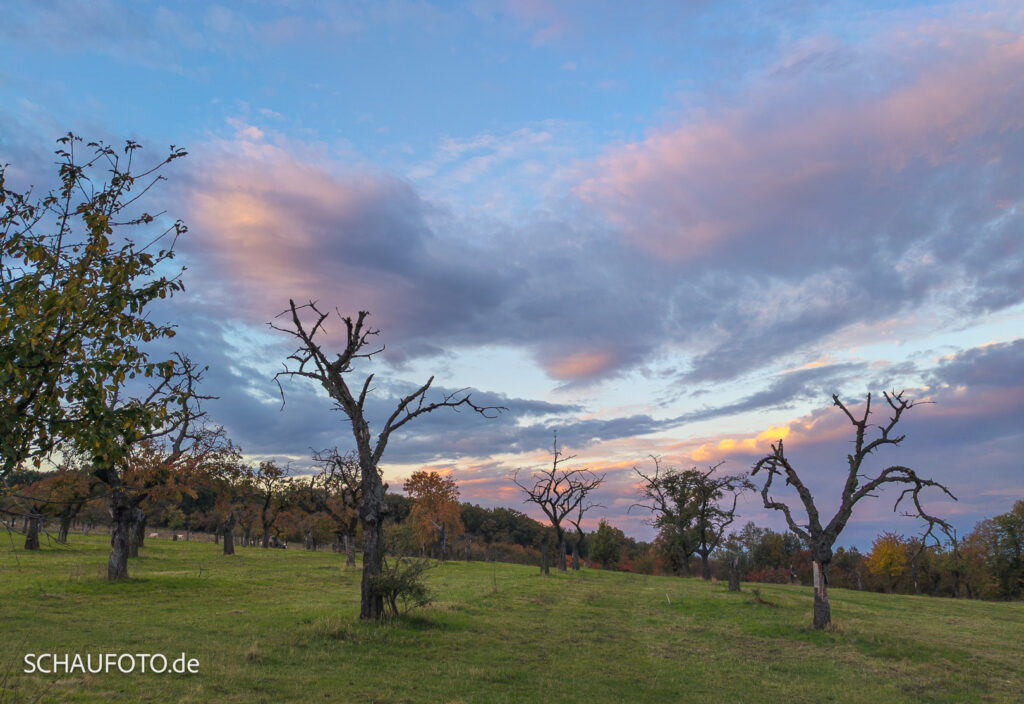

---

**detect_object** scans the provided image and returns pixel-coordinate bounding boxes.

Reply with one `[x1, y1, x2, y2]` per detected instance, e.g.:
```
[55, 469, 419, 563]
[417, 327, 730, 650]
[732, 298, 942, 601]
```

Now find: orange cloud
[544, 349, 617, 380]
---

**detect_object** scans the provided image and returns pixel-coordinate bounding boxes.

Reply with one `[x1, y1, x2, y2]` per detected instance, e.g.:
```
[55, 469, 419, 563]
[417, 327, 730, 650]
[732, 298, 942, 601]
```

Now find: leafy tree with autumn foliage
[867, 532, 907, 593]
[404, 470, 463, 561]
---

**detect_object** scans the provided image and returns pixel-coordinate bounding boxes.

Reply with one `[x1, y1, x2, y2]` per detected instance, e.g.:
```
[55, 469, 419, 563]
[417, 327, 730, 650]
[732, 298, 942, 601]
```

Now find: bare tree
[272, 300, 505, 621]
[513, 432, 605, 573]
[752, 391, 955, 629]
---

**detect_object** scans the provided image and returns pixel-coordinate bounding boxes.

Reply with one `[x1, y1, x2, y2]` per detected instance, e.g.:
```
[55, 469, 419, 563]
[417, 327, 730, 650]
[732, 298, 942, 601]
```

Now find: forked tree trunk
[108, 491, 132, 581]
[812, 560, 831, 630]
[24, 511, 42, 550]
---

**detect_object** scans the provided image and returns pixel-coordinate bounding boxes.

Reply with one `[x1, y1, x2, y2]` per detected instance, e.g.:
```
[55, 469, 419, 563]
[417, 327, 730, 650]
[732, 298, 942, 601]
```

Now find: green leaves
[1, 133, 187, 478]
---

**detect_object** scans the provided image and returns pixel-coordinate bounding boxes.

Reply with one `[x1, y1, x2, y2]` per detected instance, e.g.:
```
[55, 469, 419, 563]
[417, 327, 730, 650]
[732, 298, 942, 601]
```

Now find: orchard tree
[1, 134, 187, 480]
[272, 301, 505, 621]
[866, 532, 907, 593]
[404, 470, 463, 560]
[89, 355, 214, 580]
[590, 519, 624, 569]
[310, 448, 361, 566]
[202, 442, 250, 556]
[632, 457, 752, 578]
[253, 460, 291, 548]
[513, 432, 605, 573]
[752, 391, 955, 629]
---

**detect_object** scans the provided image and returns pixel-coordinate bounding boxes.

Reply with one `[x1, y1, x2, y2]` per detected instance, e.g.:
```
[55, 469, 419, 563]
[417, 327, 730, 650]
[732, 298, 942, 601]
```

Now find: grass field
[2, 534, 1022, 703]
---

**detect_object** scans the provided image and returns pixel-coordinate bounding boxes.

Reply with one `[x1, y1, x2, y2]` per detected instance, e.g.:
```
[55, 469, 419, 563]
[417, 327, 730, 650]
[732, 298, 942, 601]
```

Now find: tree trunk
[128, 507, 145, 558]
[571, 540, 580, 571]
[439, 525, 447, 562]
[223, 515, 236, 555]
[540, 532, 550, 575]
[262, 525, 270, 548]
[58, 513, 71, 544]
[108, 490, 132, 581]
[24, 510, 42, 550]
[136, 510, 147, 549]
[359, 473, 385, 621]
[700, 553, 712, 580]
[345, 531, 357, 568]
[812, 560, 831, 630]
[724, 556, 741, 589]
[557, 532, 567, 572]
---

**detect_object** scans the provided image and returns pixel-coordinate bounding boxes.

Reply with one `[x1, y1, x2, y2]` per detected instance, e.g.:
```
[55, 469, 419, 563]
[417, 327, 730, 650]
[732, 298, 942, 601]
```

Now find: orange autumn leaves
[403, 470, 464, 549]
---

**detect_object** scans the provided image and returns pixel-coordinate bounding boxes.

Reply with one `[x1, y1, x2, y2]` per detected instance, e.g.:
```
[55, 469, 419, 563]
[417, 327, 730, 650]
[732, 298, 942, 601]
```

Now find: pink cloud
[574, 18, 1024, 262]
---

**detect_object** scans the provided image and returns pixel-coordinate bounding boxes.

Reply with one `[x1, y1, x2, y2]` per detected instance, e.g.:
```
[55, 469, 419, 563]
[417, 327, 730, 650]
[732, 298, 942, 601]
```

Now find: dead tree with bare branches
[272, 300, 505, 621]
[513, 432, 605, 573]
[752, 391, 955, 630]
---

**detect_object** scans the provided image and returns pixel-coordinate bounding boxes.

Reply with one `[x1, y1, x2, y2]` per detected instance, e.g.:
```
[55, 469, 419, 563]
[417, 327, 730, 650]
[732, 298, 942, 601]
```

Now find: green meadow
[2, 534, 1021, 703]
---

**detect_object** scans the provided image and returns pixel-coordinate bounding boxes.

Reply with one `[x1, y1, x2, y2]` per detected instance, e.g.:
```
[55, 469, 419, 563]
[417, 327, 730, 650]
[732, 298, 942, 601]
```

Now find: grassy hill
[2, 535, 1021, 703]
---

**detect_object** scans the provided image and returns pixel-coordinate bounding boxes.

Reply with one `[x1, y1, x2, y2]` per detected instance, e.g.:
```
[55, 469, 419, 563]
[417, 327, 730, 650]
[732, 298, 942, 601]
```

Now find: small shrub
[370, 557, 434, 619]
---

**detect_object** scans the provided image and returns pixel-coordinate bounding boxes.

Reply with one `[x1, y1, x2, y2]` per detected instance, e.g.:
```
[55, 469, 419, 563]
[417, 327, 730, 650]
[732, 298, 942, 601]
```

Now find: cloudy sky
[3, 0, 1022, 546]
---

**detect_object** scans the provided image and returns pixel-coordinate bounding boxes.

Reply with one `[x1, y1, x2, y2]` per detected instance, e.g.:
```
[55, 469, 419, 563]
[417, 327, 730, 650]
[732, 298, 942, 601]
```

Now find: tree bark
[128, 507, 145, 558]
[58, 513, 72, 544]
[359, 477, 385, 621]
[262, 525, 270, 549]
[557, 532, 567, 572]
[24, 510, 42, 550]
[345, 531, 357, 568]
[222, 515, 236, 555]
[701, 553, 712, 580]
[728, 555, 741, 591]
[812, 560, 831, 630]
[108, 490, 132, 581]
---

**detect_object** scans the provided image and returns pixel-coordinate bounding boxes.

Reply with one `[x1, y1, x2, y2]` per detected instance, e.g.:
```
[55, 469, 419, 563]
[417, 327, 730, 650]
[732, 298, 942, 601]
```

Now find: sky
[2, 0, 1022, 548]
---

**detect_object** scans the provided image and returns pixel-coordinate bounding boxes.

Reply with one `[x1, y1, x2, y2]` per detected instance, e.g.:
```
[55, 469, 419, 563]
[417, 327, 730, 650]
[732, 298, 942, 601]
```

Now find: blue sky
[3, 0, 1022, 546]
